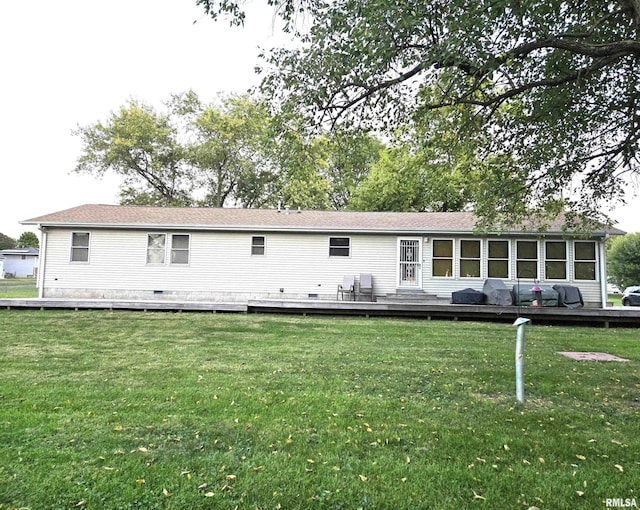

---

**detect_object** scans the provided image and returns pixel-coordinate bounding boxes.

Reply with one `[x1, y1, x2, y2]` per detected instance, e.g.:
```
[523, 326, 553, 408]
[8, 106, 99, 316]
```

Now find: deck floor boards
[1, 298, 639, 327]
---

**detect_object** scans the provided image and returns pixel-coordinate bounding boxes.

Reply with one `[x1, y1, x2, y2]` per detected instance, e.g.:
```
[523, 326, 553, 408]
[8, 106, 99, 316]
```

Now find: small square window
[329, 237, 350, 257]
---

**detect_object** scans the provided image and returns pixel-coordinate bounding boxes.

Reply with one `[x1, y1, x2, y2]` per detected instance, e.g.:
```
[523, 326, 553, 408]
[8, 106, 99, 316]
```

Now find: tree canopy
[198, 0, 640, 228]
[0, 233, 16, 250]
[74, 92, 386, 211]
[608, 233, 640, 289]
[17, 232, 39, 248]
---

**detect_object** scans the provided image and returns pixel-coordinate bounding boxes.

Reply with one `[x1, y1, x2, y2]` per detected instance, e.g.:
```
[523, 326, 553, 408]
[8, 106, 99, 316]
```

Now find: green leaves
[607, 233, 640, 289]
[253, 0, 640, 226]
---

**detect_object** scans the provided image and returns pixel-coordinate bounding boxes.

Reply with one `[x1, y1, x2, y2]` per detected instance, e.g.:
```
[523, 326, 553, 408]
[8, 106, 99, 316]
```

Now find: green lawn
[0, 311, 638, 509]
[0, 277, 37, 298]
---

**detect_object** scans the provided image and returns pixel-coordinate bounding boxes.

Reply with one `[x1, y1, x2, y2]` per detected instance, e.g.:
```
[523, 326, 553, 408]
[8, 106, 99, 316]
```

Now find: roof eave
[24, 220, 613, 237]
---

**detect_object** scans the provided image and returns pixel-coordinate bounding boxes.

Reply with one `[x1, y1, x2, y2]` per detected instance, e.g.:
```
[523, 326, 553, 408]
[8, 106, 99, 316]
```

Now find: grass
[0, 277, 37, 298]
[609, 294, 623, 307]
[0, 311, 638, 509]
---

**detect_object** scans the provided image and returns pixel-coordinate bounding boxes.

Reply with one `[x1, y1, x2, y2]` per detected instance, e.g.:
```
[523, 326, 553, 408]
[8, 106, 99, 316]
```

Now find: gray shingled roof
[22, 204, 622, 236]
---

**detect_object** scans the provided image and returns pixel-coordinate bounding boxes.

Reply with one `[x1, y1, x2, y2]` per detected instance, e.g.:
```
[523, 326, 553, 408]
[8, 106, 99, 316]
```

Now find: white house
[22, 204, 623, 306]
[0, 247, 39, 278]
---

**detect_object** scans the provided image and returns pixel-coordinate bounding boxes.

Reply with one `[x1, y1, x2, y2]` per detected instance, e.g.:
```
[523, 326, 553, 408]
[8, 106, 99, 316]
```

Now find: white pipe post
[512, 317, 530, 403]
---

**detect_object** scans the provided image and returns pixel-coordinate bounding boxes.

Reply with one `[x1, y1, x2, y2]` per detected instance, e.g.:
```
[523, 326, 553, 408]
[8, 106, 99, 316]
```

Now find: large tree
[74, 91, 385, 211]
[17, 232, 39, 248]
[183, 92, 278, 207]
[608, 233, 640, 289]
[74, 100, 192, 206]
[198, 0, 640, 227]
[0, 233, 16, 250]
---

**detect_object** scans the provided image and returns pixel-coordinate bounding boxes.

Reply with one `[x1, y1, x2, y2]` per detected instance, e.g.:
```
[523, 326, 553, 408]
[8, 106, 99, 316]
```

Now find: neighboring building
[0, 254, 4, 279]
[22, 204, 624, 306]
[0, 247, 39, 278]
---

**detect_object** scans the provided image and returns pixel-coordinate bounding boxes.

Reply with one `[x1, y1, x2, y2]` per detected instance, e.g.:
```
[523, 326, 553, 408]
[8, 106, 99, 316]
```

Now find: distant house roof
[0, 247, 39, 256]
[21, 204, 624, 237]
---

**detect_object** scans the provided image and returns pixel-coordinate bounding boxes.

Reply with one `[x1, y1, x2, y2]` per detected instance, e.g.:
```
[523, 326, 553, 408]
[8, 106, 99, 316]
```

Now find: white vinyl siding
[42, 229, 398, 299]
[40, 229, 607, 305]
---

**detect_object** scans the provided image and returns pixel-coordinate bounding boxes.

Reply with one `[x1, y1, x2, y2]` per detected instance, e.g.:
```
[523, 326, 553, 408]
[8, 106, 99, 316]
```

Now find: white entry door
[398, 238, 422, 288]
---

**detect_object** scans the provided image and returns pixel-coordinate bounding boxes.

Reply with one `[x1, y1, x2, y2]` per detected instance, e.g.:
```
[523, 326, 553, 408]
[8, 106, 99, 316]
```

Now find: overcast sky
[1, 1, 638, 239]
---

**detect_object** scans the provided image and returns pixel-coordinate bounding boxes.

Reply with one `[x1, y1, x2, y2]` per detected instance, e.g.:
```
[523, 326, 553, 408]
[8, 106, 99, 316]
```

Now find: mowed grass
[0, 311, 638, 509]
[0, 278, 37, 298]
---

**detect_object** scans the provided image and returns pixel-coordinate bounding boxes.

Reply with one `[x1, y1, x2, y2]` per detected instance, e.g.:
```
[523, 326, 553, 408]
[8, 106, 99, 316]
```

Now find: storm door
[398, 238, 422, 288]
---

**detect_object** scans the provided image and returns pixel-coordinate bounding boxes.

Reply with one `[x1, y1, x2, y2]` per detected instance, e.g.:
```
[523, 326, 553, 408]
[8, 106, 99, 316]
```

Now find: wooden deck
[1, 297, 640, 327]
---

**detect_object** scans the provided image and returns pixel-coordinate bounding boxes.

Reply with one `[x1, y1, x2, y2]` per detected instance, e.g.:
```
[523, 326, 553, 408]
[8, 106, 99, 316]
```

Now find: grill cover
[451, 288, 485, 305]
[512, 284, 559, 307]
[482, 279, 513, 305]
[553, 285, 584, 308]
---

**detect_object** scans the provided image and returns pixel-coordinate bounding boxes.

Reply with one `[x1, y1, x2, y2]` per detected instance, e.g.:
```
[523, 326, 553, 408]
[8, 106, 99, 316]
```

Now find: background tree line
[0, 232, 39, 251]
[74, 91, 472, 213]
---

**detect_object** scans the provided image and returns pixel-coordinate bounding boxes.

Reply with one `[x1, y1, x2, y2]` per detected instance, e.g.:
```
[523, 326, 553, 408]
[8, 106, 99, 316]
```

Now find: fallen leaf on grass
[359, 474, 368, 482]
[472, 489, 486, 501]
[576, 491, 584, 497]
[162, 488, 171, 497]
[136, 479, 145, 484]
[575, 454, 586, 461]
[204, 492, 215, 497]
[614, 464, 624, 472]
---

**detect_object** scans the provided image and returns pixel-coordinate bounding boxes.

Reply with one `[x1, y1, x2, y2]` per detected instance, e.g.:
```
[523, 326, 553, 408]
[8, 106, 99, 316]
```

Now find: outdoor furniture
[553, 284, 584, 308]
[451, 288, 485, 304]
[483, 278, 513, 305]
[337, 275, 356, 300]
[358, 273, 373, 301]
[512, 284, 559, 307]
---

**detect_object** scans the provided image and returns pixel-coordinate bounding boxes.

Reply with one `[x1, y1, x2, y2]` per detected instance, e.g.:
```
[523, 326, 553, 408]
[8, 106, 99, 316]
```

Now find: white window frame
[544, 240, 568, 280]
[487, 239, 510, 279]
[459, 239, 482, 279]
[329, 236, 351, 257]
[251, 235, 266, 256]
[516, 240, 539, 279]
[432, 239, 454, 278]
[573, 241, 597, 281]
[146, 233, 166, 265]
[70, 232, 90, 263]
[170, 234, 190, 265]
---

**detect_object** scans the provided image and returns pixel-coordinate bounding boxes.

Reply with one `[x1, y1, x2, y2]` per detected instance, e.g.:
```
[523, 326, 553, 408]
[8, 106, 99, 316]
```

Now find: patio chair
[358, 273, 373, 301]
[337, 275, 356, 301]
